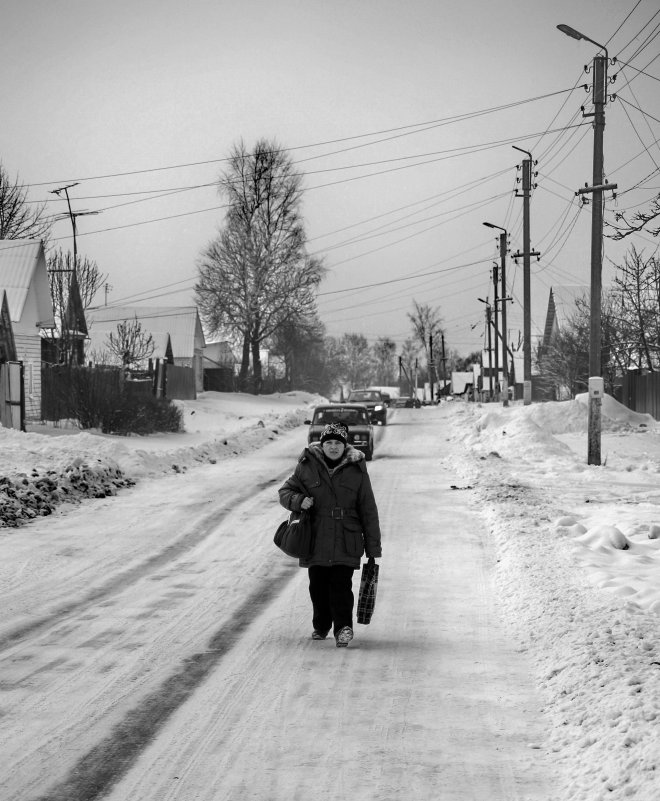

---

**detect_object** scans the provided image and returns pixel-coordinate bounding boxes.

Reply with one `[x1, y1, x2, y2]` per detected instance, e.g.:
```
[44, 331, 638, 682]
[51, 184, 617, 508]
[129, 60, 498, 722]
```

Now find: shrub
[42, 365, 183, 435]
[101, 393, 183, 435]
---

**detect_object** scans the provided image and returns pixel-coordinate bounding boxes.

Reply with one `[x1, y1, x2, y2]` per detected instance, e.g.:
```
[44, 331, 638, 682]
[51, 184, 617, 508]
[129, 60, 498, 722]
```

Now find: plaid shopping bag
[356, 557, 379, 625]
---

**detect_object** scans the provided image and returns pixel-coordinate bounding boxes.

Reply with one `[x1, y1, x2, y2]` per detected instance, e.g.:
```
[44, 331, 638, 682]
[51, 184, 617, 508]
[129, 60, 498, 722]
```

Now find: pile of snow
[451, 393, 660, 801]
[0, 391, 324, 527]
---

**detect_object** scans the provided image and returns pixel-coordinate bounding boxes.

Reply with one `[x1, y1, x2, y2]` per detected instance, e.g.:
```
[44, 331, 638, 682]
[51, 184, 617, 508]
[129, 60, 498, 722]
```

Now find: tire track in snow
[28, 559, 296, 801]
[0, 470, 292, 654]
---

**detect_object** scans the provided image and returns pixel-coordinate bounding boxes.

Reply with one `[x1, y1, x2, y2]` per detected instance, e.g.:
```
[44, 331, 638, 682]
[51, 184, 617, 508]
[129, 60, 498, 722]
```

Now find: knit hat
[320, 422, 348, 446]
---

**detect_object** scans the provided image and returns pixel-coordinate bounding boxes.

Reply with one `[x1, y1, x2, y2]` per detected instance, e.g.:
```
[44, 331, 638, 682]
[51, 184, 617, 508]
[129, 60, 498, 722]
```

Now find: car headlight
[374, 404, 383, 411]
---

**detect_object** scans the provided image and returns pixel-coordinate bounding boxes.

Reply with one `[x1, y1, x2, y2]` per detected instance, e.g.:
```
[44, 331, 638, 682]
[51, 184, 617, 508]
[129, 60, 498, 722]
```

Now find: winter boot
[335, 626, 353, 648]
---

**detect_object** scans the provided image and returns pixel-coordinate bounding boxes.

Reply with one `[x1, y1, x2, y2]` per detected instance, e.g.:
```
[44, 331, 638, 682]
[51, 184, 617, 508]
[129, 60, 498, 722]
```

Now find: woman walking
[278, 422, 382, 647]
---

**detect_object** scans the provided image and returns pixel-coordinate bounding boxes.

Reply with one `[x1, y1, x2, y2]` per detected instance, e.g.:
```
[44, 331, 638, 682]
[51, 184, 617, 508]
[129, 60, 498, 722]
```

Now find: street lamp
[483, 222, 509, 407]
[556, 24, 607, 55]
[557, 23, 617, 465]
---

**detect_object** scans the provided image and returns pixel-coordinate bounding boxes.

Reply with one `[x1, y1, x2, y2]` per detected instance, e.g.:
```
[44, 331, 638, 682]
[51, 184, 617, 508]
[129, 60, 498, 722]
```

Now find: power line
[26, 87, 578, 189]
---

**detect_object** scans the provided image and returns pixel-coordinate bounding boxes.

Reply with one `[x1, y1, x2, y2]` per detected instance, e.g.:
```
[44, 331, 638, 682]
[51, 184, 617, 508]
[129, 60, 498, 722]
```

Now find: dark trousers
[308, 565, 355, 636]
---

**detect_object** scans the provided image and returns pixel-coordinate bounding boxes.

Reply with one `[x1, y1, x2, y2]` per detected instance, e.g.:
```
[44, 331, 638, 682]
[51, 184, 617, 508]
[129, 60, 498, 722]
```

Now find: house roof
[0, 239, 54, 326]
[85, 305, 206, 360]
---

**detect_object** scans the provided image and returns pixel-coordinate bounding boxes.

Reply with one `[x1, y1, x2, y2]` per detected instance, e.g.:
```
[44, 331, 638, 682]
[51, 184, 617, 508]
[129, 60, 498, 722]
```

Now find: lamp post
[483, 222, 509, 407]
[557, 24, 617, 465]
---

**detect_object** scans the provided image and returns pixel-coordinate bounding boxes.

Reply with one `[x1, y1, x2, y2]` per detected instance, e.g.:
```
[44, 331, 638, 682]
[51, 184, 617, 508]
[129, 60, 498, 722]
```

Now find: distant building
[203, 340, 236, 392]
[86, 305, 206, 393]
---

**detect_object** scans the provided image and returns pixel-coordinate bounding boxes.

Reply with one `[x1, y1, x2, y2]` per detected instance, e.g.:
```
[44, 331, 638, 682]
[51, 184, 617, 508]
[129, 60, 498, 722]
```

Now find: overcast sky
[3, 0, 659, 357]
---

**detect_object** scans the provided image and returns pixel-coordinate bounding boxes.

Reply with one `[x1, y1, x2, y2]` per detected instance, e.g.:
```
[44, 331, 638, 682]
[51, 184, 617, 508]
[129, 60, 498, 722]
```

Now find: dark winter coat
[278, 443, 382, 568]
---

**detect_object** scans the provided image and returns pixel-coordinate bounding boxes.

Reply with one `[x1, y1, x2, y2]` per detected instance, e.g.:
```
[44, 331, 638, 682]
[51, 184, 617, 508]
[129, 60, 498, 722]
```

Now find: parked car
[392, 395, 422, 408]
[305, 404, 374, 460]
[346, 389, 387, 425]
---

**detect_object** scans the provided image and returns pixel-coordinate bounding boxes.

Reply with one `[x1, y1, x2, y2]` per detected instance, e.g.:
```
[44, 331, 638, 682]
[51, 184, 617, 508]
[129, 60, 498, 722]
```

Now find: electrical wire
[26, 87, 579, 189]
[617, 95, 660, 126]
[309, 191, 511, 259]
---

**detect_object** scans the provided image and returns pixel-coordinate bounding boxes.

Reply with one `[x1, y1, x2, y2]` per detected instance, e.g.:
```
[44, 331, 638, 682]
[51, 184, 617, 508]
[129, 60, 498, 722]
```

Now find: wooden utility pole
[557, 24, 617, 465]
[441, 334, 447, 396]
[492, 263, 500, 401]
[497, 231, 509, 408]
[483, 222, 510, 406]
[429, 334, 434, 403]
[576, 54, 617, 465]
[480, 301, 493, 399]
[512, 146, 541, 405]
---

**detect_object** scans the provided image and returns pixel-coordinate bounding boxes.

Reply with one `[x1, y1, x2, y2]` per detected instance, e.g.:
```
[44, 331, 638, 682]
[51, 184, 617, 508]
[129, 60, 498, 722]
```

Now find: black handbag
[356, 557, 379, 624]
[274, 510, 313, 559]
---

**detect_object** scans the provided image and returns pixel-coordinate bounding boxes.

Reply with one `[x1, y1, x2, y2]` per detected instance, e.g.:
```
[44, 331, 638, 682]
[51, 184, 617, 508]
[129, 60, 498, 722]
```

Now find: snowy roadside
[449, 395, 660, 801]
[0, 391, 325, 528]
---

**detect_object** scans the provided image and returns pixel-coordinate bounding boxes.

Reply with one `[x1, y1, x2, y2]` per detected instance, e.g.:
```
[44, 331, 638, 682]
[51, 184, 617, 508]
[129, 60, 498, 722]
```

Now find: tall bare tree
[0, 163, 51, 241]
[195, 139, 324, 392]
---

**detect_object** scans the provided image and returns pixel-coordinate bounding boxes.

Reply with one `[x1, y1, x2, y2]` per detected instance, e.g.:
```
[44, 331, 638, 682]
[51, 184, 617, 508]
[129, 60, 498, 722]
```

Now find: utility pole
[429, 334, 434, 403]
[558, 24, 617, 465]
[492, 262, 500, 401]
[483, 222, 510, 407]
[512, 146, 541, 405]
[441, 334, 447, 397]
[498, 231, 509, 407]
[50, 183, 98, 266]
[478, 298, 493, 399]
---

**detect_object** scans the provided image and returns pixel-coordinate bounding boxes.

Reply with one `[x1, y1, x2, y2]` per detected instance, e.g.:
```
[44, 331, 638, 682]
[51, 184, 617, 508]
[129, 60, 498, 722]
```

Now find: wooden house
[0, 240, 55, 421]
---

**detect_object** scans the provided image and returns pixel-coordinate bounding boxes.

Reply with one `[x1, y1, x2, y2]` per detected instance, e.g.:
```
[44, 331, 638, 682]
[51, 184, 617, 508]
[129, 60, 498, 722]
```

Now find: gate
[0, 361, 25, 431]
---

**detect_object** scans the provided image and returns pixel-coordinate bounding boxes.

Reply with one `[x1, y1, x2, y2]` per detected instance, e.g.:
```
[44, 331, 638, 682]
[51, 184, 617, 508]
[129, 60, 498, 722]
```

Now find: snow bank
[451, 394, 660, 801]
[0, 391, 324, 527]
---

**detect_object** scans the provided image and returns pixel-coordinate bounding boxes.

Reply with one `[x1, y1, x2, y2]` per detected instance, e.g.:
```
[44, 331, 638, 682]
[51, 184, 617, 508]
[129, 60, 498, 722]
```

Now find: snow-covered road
[1, 406, 553, 801]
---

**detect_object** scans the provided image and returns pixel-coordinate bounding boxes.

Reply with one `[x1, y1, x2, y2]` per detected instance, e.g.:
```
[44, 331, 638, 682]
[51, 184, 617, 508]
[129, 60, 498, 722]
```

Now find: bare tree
[372, 337, 397, 384]
[269, 313, 326, 391]
[0, 163, 51, 241]
[106, 317, 155, 369]
[407, 300, 443, 385]
[609, 194, 660, 240]
[610, 247, 660, 371]
[195, 139, 324, 392]
[48, 248, 107, 309]
[341, 333, 374, 388]
[45, 249, 108, 364]
[538, 292, 618, 397]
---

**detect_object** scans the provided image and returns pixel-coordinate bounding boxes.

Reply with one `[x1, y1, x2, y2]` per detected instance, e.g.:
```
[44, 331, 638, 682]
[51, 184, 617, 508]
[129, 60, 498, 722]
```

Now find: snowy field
[2, 391, 660, 800]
